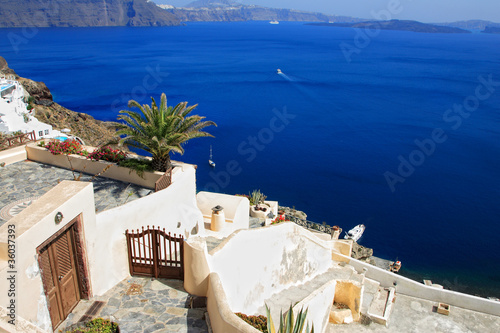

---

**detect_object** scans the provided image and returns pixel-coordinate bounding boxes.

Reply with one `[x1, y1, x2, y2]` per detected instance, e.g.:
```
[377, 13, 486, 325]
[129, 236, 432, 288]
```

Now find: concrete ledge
[339, 253, 500, 317]
[207, 272, 263, 333]
[367, 287, 395, 326]
[0, 145, 27, 166]
[26, 143, 163, 189]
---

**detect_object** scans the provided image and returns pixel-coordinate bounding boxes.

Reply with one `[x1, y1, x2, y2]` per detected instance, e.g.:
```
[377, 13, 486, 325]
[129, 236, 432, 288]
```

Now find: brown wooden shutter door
[39, 227, 81, 329]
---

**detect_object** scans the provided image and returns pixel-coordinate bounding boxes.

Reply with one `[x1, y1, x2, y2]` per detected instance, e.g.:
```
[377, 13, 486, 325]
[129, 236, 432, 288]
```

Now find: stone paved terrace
[0, 160, 152, 227]
[326, 292, 500, 332]
[59, 277, 208, 333]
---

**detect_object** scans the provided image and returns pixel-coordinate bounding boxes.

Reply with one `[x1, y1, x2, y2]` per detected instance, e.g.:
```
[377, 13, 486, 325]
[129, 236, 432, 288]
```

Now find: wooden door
[39, 227, 81, 329]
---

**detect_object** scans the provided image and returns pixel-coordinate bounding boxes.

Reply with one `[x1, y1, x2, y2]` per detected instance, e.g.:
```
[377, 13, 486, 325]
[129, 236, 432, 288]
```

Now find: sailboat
[209, 146, 215, 168]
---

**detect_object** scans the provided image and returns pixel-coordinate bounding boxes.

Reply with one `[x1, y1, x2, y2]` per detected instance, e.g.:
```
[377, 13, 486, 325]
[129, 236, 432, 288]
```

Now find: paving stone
[107, 297, 121, 307]
[118, 321, 143, 333]
[144, 323, 166, 333]
[167, 316, 188, 326]
[166, 307, 188, 317]
[158, 313, 176, 323]
[122, 299, 143, 308]
[164, 324, 187, 332]
[0, 160, 151, 227]
[144, 302, 167, 315]
[100, 306, 119, 316]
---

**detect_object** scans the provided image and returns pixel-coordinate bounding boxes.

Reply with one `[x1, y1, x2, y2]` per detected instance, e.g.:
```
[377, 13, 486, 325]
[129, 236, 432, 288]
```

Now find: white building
[0, 75, 54, 140]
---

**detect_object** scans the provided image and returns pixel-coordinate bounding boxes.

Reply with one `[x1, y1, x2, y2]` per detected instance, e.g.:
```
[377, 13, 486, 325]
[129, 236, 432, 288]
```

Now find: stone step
[205, 236, 225, 253]
[256, 265, 354, 321]
[367, 286, 396, 326]
[369, 287, 389, 317]
[361, 277, 380, 314]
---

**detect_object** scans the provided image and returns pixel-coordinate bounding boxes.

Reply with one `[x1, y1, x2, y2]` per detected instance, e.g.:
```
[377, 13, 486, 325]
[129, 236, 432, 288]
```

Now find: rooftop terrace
[0, 160, 152, 227]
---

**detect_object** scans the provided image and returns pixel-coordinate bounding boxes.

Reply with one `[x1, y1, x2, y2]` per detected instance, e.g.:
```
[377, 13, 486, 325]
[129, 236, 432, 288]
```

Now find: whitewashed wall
[208, 222, 333, 315]
[0, 181, 97, 332]
[92, 166, 203, 295]
[342, 254, 500, 317]
[197, 192, 249, 237]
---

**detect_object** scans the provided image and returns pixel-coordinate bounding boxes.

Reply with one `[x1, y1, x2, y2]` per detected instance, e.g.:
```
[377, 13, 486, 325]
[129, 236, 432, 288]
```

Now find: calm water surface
[1, 22, 499, 297]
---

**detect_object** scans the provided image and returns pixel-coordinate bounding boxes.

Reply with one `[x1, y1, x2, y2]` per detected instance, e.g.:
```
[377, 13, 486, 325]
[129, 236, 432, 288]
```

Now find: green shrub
[63, 318, 119, 333]
[118, 158, 153, 178]
[236, 313, 268, 333]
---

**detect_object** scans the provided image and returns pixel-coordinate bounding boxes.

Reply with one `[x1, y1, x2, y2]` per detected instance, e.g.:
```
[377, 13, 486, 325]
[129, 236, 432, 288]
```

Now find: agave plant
[266, 304, 314, 333]
[250, 189, 267, 207]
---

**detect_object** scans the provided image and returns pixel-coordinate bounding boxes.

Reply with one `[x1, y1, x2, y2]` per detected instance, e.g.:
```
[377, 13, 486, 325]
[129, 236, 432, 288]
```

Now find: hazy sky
[160, 0, 500, 23]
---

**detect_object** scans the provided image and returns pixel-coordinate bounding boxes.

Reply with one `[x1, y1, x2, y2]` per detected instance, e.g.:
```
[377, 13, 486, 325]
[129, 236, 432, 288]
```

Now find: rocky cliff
[0, 0, 179, 27]
[1, 57, 119, 147]
[168, 3, 362, 23]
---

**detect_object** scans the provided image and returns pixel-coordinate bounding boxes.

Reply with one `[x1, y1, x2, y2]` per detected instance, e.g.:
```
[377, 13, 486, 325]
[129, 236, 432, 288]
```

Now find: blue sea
[1, 21, 499, 297]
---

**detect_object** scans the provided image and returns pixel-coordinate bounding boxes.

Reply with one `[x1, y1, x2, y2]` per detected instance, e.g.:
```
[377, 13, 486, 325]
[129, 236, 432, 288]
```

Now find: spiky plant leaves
[266, 304, 312, 333]
[265, 303, 276, 333]
[114, 93, 216, 172]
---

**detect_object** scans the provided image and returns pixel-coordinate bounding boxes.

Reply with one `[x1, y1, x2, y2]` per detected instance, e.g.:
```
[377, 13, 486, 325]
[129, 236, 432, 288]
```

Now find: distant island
[307, 20, 471, 34]
[482, 26, 500, 34]
[435, 19, 500, 30]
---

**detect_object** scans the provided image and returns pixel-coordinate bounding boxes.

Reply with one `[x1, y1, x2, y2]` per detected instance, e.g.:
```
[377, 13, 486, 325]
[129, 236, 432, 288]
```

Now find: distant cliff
[0, 0, 179, 27]
[482, 26, 500, 34]
[307, 20, 471, 34]
[165, 0, 363, 24]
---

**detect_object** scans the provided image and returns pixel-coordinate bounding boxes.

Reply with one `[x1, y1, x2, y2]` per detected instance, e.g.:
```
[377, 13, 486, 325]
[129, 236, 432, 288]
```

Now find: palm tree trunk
[152, 155, 171, 172]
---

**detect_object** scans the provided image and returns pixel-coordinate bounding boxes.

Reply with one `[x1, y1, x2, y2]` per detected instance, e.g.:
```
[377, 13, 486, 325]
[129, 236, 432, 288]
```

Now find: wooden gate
[38, 226, 81, 330]
[126, 226, 184, 280]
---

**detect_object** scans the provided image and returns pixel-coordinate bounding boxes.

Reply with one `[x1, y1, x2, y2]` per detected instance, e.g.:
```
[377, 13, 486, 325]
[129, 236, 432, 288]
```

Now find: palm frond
[115, 93, 216, 171]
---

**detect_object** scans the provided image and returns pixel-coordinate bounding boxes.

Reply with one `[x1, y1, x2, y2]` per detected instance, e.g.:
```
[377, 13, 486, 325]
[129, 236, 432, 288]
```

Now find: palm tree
[115, 93, 216, 172]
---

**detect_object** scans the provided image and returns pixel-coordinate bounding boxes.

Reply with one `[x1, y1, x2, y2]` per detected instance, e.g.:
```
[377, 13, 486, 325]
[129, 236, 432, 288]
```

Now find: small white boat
[209, 145, 215, 168]
[344, 224, 365, 241]
[277, 68, 282, 74]
[270, 20, 279, 25]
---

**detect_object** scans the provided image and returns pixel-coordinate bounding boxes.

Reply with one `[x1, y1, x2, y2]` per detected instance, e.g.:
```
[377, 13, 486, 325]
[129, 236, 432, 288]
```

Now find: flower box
[26, 143, 164, 189]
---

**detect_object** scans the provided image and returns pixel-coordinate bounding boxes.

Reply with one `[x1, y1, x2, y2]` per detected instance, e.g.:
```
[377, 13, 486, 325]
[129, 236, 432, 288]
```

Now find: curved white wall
[197, 192, 250, 236]
[208, 222, 333, 315]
